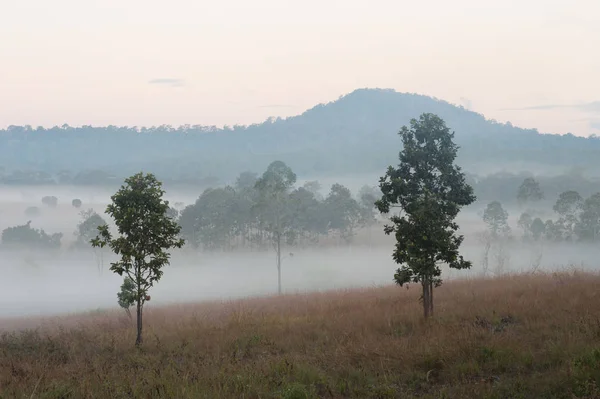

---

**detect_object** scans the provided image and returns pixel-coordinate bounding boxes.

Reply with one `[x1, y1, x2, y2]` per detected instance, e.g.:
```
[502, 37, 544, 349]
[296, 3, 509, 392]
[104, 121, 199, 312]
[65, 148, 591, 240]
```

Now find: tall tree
[254, 161, 297, 294]
[576, 193, 600, 241]
[482, 201, 510, 238]
[517, 177, 544, 207]
[553, 190, 583, 241]
[375, 113, 476, 318]
[324, 183, 362, 243]
[91, 172, 184, 346]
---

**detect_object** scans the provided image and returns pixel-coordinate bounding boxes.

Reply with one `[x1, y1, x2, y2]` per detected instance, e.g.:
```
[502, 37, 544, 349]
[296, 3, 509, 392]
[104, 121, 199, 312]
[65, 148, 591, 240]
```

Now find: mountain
[1, 88, 599, 185]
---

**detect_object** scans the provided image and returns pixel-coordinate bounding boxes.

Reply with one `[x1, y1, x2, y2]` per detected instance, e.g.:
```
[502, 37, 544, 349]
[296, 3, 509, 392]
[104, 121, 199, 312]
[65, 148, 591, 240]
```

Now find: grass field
[1, 270, 600, 398]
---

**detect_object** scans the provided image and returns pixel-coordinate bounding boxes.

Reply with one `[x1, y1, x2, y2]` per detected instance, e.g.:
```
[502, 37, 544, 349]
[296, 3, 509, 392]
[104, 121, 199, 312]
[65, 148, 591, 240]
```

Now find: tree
[42, 195, 58, 208]
[518, 212, 533, 240]
[253, 161, 297, 294]
[482, 201, 510, 238]
[74, 209, 108, 273]
[553, 190, 583, 241]
[517, 177, 544, 206]
[2, 221, 63, 250]
[91, 172, 185, 346]
[530, 217, 546, 241]
[375, 113, 476, 318]
[117, 277, 136, 321]
[323, 183, 362, 243]
[72, 198, 83, 208]
[576, 193, 600, 241]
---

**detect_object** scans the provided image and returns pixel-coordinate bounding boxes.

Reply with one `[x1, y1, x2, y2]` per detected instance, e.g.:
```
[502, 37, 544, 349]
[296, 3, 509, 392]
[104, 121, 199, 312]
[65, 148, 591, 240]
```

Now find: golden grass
[2, 271, 600, 398]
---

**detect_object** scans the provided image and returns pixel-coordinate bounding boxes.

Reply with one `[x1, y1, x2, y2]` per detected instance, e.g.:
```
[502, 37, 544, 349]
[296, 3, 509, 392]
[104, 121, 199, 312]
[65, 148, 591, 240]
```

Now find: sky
[1, 0, 599, 136]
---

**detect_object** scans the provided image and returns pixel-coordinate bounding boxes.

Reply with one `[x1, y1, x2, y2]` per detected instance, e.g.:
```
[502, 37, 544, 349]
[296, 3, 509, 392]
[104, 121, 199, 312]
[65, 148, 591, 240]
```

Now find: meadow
[2, 270, 600, 398]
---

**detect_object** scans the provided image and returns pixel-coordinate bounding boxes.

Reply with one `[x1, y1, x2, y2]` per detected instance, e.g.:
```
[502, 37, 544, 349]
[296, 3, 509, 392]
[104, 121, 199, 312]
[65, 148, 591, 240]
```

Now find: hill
[1, 271, 599, 398]
[2, 88, 600, 185]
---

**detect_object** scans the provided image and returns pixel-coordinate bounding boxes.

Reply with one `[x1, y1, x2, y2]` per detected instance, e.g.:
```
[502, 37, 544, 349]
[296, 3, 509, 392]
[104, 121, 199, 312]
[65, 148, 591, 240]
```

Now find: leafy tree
[324, 183, 362, 243]
[74, 209, 108, 272]
[288, 186, 328, 245]
[117, 277, 136, 321]
[178, 187, 238, 250]
[302, 180, 324, 201]
[91, 172, 185, 346]
[375, 113, 476, 318]
[166, 207, 179, 220]
[482, 201, 510, 238]
[553, 190, 583, 241]
[576, 193, 600, 241]
[530, 217, 546, 240]
[75, 209, 107, 248]
[357, 185, 381, 226]
[2, 221, 62, 249]
[72, 198, 82, 208]
[253, 161, 297, 294]
[42, 196, 58, 208]
[517, 177, 544, 206]
[518, 212, 533, 240]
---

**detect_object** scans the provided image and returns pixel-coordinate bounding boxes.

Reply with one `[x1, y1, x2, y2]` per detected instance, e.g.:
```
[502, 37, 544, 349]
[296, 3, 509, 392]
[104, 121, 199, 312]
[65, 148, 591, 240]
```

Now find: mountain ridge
[1, 88, 599, 183]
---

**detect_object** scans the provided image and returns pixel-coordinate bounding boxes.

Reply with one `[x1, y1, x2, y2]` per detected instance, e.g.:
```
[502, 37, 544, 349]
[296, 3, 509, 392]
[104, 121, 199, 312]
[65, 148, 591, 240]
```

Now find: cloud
[501, 101, 600, 113]
[591, 121, 600, 130]
[148, 78, 185, 87]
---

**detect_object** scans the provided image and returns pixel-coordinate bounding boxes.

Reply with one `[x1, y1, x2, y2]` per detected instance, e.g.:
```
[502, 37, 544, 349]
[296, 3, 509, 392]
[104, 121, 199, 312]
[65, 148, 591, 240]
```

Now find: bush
[42, 196, 58, 208]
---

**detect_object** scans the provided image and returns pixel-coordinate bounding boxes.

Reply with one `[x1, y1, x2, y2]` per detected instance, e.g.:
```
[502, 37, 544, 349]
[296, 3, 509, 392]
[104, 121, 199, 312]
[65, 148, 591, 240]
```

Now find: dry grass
[2, 271, 600, 398]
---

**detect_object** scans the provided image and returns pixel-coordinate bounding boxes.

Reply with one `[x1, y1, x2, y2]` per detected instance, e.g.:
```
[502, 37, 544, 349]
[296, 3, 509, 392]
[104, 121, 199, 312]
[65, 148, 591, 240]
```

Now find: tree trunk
[135, 267, 143, 347]
[422, 278, 430, 318]
[276, 232, 282, 295]
[135, 299, 143, 346]
[429, 279, 434, 317]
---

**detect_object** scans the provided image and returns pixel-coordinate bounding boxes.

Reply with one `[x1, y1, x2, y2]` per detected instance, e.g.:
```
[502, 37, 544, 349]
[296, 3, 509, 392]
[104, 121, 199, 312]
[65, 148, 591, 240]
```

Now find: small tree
[375, 113, 476, 318]
[117, 277, 136, 321]
[91, 172, 185, 346]
[72, 198, 83, 208]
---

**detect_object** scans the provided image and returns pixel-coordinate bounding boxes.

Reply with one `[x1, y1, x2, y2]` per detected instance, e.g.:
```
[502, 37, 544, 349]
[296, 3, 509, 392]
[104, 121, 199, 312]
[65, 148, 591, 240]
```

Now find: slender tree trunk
[135, 266, 143, 347]
[135, 299, 143, 346]
[422, 277, 430, 318]
[277, 232, 282, 295]
[429, 279, 434, 317]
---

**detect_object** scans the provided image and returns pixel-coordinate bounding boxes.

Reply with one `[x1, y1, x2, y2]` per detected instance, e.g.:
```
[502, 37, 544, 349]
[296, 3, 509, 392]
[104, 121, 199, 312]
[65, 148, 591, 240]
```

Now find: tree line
[482, 177, 600, 243]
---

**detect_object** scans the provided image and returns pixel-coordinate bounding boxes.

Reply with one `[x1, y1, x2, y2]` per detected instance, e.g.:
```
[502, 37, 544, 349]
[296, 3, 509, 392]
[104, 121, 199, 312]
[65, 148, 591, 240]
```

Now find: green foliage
[575, 193, 600, 241]
[91, 172, 185, 345]
[517, 177, 544, 206]
[375, 113, 475, 318]
[117, 277, 136, 320]
[324, 183, 362, 242]
[482, 201, 510, 237]
[552, 191, 583, 241]
[74, 209, 107, 248]
[1, 221, 62, 250]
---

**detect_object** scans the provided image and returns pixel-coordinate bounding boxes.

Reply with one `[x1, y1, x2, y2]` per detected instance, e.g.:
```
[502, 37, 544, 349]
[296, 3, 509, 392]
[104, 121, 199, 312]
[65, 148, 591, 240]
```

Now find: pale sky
[1, 0, 599, 136]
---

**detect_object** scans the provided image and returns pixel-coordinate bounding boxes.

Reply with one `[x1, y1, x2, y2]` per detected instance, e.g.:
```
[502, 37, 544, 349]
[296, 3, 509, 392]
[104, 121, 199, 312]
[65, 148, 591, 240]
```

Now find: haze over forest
[1, 88, 600, 321]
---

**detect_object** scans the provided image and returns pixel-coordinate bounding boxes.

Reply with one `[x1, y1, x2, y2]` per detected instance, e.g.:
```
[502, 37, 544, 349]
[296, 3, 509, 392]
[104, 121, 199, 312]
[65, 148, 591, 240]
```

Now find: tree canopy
[376, 113, 476, 318]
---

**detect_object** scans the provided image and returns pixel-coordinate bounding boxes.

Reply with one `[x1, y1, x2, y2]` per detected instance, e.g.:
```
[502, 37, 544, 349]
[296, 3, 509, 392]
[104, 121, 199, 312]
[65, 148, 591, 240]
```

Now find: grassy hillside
[2, 89, 600, 184]
[2, 271, 600, 398]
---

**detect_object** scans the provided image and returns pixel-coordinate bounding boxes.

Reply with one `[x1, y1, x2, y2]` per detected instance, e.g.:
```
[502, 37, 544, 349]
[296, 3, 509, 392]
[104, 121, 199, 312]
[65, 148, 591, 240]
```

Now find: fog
[1, 182, 599, 321]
